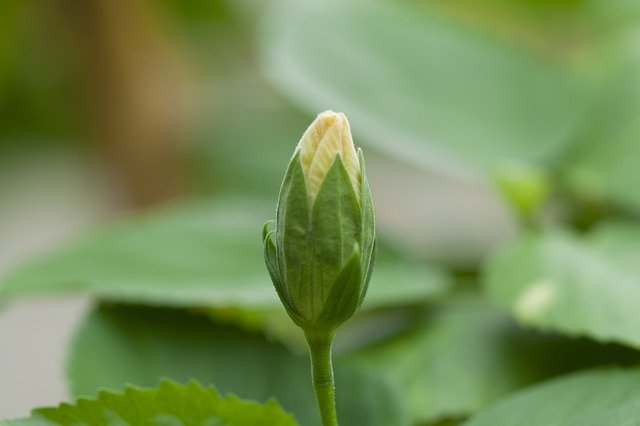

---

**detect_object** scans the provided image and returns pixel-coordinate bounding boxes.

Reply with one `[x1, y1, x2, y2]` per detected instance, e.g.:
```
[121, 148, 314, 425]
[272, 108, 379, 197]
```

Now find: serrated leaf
[485, 223, 640, 348]
[260, 0, 590, 180]
[465, 368, 640, 426]
[67, 304, 409, 426]
[346, 298, 640, 424]
[0, 198, 450, 311]
[1, 380, 296, 426]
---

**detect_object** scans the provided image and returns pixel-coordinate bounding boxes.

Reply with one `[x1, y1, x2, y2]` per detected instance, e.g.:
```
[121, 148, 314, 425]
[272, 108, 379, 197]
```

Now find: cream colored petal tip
[297, 111, 361, 203]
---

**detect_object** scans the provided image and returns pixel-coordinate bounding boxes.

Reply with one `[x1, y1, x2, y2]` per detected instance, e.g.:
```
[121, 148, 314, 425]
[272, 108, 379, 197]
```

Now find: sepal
[263, 224, 307, 327]
[308, 156, 361, 302]
[317, 246, 362, 329]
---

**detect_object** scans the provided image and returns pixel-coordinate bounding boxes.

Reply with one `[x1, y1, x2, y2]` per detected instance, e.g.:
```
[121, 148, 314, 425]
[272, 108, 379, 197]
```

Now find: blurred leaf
[67, 304, 409, 426]
[582, 0, 640, 32]
[486, 223, 640, 348]
[347, 298, 640, 424]
[566, 29, 640, 214]
[2, 380, 297, 426]
[464, 368, 640, 426]
[0, 199, 274, 307]
[0, 198, 450, 310]
[206, 254, 452, 351]
[260, 0, 590, 180]
[191, 96, 311, 196]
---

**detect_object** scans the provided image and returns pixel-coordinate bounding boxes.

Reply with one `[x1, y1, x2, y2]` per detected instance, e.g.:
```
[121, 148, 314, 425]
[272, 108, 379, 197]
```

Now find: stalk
[305, 329, 338, 426]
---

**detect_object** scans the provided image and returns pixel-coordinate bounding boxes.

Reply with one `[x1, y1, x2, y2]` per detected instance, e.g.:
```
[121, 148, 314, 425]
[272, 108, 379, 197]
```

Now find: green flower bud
[263, 111, 376, 332]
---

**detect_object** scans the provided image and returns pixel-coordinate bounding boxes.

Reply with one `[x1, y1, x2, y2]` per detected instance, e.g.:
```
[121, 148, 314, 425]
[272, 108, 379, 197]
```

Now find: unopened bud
[263, 111, 376, 332]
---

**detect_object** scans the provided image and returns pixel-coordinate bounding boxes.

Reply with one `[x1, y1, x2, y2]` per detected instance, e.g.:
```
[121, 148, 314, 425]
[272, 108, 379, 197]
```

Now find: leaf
[0, 198, 275, 307]
[1, 380, 297, 426]
[464, 368, 640, 426]
[0, 198, 450, 310]
[67, 304, 410, 426]
[346, 298, 640, 424]
[566, 29, 640, 214]
[485, 223, 640, 348]
[259, 0, 590, 179]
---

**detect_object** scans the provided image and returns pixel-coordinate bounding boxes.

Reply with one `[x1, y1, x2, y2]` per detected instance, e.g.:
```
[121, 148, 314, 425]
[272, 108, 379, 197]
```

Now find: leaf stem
[305, 329, 338, 426]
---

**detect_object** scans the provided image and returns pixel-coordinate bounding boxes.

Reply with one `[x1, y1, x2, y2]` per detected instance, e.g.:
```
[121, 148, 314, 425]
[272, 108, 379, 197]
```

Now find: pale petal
[296, 110, 361, 204]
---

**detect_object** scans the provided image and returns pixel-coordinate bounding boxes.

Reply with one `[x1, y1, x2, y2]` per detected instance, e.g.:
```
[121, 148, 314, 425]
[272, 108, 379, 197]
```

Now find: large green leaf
[346, 298, 640, 424]
[465, 368, 640, 426]
[0, 199, 274, 306]
[67, 304, 409, 426]
[486, 223, 640, 348]
[260, 0, 590, 179]
[1, 380, 297, 426]
[0, 198, 450, 309]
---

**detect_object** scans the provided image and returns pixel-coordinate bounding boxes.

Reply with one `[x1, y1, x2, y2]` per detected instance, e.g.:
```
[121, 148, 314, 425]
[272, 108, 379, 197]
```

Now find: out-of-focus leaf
[346, 298, 640, 424]
[465, 368, 640, 426]
[207, 256, 451, 351]
[191, 102, 310, 196]
[0, 199, 275, 307]
[566, 29, 640, 214]
[0, 198, 450, 310]
[1, 380, 297, 426]
[67, 304, 409, 426]
[260, 0, 590, 180]
[486, 223, 640, 348]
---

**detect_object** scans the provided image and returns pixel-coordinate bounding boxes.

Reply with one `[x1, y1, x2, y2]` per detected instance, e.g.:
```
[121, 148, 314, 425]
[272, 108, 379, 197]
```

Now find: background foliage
[2, 0, 640, 424]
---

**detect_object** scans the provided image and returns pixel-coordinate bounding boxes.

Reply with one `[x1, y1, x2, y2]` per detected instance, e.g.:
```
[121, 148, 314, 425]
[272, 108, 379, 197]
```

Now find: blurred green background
[2, 0, 640, 424]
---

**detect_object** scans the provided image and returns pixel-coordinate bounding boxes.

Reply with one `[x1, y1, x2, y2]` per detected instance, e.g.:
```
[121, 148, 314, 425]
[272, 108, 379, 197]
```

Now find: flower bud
[263, 111, 376, 332]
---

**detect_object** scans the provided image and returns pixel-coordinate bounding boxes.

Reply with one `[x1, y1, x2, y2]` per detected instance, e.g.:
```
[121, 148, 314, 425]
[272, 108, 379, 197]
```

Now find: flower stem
[305, 329, 338, 426]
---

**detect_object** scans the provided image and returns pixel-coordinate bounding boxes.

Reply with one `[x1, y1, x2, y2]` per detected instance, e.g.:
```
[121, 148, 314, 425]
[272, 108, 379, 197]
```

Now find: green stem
[305, 329, 338, 426]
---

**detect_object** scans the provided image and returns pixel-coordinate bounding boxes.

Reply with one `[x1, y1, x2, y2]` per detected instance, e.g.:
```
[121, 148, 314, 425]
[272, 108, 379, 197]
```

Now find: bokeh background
[2, 0, 640, 419]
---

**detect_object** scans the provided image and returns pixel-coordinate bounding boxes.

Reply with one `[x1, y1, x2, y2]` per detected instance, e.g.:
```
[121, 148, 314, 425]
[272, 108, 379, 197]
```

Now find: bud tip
[298, 110, 360, 203]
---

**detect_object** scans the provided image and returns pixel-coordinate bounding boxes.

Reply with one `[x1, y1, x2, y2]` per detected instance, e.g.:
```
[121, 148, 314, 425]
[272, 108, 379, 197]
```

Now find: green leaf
[0, 198, 275, 307]
[260, 1, 590, 179]
[566, 30, 640, 214]
[1, 380, 296, 426]
[346, 298, 640, 424]
[67, 304, 409, 426]
[485, 223, 640, 348]
[0, 198, 450, 311]
[465, 368, 640, 426]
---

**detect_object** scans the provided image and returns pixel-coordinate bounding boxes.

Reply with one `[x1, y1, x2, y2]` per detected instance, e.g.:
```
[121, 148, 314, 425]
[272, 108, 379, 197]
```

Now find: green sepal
[262, 220, 275, 242]
[309, 155, 361, 300]
[263, 224, 307, 328]
[263, 227, 283, 300]
[358, 148, 376, 306]
[359, 239, 377, 307]
[316, 246, 363, 329]
[275, 151, 314, 322]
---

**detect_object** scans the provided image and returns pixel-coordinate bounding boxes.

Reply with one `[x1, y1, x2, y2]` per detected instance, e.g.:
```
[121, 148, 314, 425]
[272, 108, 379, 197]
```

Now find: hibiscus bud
[263, 111, 376, 332]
